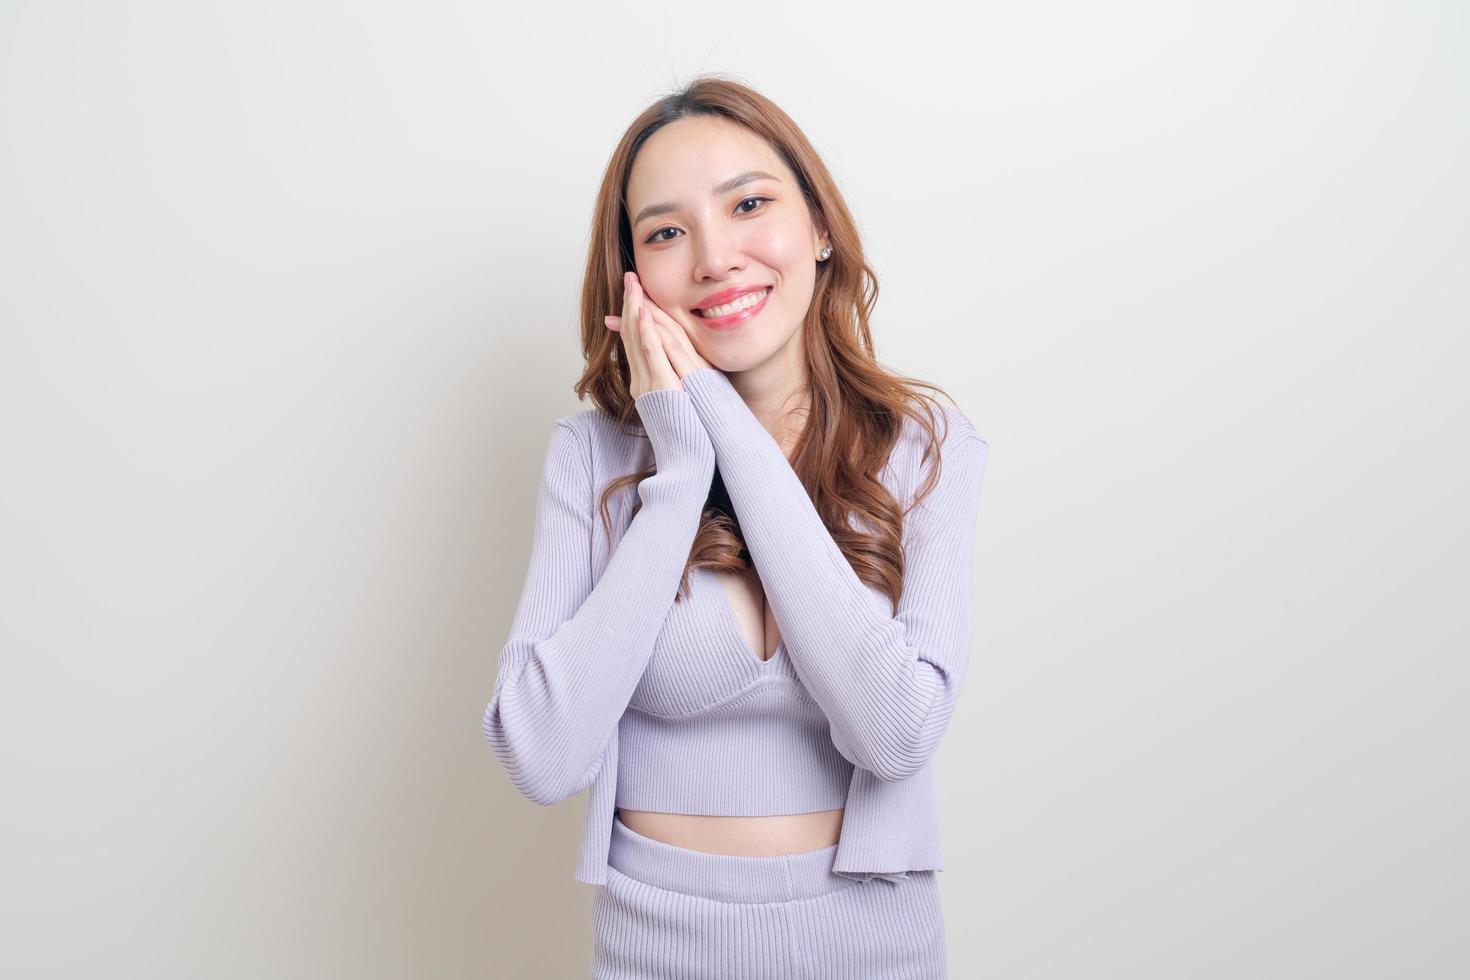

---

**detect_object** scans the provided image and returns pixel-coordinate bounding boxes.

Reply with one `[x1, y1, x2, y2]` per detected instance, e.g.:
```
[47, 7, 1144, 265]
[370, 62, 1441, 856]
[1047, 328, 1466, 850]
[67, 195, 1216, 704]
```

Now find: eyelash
[643, 196, 773, 245]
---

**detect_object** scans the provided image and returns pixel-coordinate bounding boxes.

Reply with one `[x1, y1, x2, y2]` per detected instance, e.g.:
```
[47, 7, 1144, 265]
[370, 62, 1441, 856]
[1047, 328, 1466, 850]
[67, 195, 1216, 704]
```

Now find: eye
[734, 195, 772, 215]
[643, 196, 773, 245]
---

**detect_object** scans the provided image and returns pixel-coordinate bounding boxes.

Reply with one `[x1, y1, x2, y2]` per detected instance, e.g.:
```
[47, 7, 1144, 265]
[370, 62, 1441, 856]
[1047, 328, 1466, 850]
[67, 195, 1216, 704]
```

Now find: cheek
[634, 266, 679, 309]
[750, 225, 803, 262]
[749, 225, 815, 281]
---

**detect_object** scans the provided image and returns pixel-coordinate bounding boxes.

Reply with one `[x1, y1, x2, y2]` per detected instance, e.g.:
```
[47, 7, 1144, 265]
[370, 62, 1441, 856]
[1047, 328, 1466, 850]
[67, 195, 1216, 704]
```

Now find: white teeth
[697, 288, 769, 319]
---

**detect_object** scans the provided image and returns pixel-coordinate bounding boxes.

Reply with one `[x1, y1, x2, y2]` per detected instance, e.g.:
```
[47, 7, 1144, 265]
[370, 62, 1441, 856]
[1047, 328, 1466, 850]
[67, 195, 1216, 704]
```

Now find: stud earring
[818, 245, 832, 260]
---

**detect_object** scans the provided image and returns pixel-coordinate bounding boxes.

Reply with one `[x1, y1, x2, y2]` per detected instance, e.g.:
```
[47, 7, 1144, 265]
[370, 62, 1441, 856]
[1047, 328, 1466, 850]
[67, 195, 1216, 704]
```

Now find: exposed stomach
[616, 807, 845, 856]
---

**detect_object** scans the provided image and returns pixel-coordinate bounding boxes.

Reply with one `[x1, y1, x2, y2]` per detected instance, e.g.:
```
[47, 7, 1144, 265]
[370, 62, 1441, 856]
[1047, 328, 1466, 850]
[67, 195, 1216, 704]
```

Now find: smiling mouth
[693, 287, 772, 319]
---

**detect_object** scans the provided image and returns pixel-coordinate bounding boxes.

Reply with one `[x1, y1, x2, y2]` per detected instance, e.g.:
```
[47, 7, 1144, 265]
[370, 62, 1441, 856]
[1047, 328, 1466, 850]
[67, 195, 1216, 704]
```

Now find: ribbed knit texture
[483, 367, 989, 886]
[616, 677, 854, 814]
[591, 815, 948, 979]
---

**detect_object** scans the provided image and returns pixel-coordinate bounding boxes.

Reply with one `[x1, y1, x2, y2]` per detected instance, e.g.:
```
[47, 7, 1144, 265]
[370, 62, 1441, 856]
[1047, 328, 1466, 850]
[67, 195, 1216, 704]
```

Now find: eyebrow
[632, 170, 782, 228]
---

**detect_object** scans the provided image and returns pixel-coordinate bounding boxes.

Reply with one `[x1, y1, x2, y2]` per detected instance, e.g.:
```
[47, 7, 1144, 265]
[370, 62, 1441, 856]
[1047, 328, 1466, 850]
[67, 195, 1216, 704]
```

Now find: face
[625, 115, 829, 373]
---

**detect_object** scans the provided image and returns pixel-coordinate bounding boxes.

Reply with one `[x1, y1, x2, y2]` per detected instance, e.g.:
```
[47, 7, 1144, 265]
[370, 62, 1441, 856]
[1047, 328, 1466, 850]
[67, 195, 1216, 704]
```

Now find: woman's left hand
[604, 273, 713, 378]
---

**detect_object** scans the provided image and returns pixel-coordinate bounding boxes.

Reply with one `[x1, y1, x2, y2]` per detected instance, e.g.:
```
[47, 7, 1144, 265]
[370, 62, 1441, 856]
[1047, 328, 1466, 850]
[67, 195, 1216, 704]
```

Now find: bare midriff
[616, 807, 845, 856]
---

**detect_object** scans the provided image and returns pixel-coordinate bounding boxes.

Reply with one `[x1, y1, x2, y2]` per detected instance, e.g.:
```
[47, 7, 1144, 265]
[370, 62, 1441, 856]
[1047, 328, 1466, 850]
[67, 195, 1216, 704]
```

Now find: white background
[2, 1, 1465, 977]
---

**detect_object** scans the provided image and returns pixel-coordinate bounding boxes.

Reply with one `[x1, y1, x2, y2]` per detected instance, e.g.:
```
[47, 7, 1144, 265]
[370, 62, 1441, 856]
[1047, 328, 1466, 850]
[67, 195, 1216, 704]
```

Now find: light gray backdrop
[2, 1, 1465, 977]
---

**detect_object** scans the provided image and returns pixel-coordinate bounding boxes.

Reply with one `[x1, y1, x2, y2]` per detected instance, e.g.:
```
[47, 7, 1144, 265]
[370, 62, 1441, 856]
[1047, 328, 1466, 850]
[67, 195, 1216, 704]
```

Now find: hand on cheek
[604, 273, 713, 378]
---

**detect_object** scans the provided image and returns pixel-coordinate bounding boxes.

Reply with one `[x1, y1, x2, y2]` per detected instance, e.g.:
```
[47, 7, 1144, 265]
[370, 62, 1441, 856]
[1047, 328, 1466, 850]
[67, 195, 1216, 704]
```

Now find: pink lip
[693, 282, 772, 311]
[692, 287, 771, 329]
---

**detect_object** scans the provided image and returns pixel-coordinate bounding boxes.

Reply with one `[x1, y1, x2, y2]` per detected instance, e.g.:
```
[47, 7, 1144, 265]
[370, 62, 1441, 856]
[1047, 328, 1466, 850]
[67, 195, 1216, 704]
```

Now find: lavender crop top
[482, 366, 989, 885]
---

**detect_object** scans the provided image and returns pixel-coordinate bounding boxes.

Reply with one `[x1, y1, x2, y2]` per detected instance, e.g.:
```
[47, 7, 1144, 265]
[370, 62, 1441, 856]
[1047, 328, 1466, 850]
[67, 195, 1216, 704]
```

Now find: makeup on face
[691, 283, 772, 329]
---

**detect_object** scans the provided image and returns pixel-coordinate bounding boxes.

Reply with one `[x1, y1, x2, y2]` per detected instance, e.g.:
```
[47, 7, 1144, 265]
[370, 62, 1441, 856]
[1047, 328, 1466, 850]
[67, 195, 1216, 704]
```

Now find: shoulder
[882, 402, 988, 512]
[551, 407, 601, 440]
[935, 404, 985, 448]
[547, 406, 652, 480]
[553, 407, 641, 448]
[895, 403, 987, 465]
[881, 405, 987, 541]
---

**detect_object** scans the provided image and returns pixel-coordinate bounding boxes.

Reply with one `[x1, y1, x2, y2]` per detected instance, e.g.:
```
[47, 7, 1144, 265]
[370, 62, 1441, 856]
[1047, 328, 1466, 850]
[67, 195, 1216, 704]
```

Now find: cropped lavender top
[482, 366, 989, 886]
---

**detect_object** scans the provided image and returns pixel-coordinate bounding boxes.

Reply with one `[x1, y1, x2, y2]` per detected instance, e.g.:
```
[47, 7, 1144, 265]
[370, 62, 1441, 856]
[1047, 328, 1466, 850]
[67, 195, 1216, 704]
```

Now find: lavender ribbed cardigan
[483, 366, 989, 885]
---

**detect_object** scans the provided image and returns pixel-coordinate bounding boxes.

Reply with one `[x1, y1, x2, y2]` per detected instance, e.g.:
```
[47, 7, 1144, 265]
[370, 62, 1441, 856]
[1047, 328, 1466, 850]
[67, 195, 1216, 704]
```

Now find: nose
[690, 221, 747, 284]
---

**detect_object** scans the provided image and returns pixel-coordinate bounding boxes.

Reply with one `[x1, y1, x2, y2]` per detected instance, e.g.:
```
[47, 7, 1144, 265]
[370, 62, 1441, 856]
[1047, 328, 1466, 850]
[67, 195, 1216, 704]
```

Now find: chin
[696, 313, 801, 371]
[704, 349, 773, 375]
[698, 354, 744, 373]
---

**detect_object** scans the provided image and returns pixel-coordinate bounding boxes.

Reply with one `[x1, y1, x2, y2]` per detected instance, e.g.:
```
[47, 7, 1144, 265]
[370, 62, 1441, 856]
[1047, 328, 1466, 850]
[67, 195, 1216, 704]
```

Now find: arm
[482, 388, 714, 805]
[680, 367, 989, 781]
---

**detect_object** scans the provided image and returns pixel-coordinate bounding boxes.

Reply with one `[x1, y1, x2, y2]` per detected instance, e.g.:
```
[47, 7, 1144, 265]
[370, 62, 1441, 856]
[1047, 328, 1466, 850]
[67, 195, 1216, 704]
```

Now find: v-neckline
[699, 566, 784, 667]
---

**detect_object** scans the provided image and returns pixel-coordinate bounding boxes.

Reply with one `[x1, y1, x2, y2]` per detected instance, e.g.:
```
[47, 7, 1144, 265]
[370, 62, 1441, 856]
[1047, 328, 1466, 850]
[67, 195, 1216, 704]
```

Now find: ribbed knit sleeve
[679, 366, 989, 782]
[482, 388, 715, 805]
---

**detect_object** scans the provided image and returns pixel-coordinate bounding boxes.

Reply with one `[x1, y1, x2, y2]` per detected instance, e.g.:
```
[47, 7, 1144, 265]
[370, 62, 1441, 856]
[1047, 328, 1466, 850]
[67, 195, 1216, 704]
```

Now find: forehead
[626, 116, 788, 206]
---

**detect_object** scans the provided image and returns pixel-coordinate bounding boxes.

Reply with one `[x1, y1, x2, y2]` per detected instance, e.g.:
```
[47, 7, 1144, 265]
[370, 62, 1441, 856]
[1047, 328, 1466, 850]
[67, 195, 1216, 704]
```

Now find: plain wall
[1, 1, 1465, 977]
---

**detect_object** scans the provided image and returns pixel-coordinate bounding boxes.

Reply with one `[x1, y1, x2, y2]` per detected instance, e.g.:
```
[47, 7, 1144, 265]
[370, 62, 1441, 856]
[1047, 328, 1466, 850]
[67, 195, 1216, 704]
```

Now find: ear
[808, 207, 831, 251]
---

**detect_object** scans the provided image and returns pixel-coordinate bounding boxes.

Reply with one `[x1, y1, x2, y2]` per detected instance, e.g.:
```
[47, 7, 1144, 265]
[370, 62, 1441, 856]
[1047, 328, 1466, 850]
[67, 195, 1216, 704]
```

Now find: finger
[625, 272, 656, 394]
[642, 304, 705, 377]
[642, 302, 710, 373]
[639, 304, 681, 390]
[631, 284, 688, 347]
[637, 303, 663, 367]
[643, 302, 692, 354]
[622, 283, 647, 394]
[624, 272, 642, 326]
[626, 282, 681, 349]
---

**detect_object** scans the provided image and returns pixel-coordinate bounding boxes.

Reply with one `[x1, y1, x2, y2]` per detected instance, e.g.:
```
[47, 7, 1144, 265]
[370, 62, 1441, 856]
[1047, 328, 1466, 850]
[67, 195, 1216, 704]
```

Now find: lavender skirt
[590, 814, 947, 979]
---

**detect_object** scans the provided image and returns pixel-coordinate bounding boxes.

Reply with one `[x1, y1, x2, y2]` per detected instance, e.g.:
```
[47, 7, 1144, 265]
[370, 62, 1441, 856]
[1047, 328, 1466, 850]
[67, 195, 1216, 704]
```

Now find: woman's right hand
[605, 271, 682, 398]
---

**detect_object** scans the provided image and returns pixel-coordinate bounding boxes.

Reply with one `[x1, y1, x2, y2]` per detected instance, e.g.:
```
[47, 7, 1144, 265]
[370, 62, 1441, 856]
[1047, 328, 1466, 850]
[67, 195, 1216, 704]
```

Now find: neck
[727, 348, 810, 459]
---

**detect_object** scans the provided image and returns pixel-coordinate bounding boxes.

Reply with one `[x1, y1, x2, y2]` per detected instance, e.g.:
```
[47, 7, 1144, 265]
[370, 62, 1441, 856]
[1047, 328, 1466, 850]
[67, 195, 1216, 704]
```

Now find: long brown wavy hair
[573, 73, 961, 612]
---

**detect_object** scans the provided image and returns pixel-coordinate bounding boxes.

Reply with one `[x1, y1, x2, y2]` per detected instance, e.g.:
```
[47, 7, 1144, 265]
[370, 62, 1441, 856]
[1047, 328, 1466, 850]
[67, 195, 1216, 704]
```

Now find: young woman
[483, 75, 989, 979]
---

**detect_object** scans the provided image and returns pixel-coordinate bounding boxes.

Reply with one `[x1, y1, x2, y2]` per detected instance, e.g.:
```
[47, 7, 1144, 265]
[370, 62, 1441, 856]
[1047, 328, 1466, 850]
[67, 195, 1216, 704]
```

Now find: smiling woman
[482, 72, 988, 980]
[621, 114, 830, 371]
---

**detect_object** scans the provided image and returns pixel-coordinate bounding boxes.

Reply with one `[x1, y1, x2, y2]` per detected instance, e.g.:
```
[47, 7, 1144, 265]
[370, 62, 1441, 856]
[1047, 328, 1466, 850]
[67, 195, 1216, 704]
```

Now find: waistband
[608, 812, 851, 903]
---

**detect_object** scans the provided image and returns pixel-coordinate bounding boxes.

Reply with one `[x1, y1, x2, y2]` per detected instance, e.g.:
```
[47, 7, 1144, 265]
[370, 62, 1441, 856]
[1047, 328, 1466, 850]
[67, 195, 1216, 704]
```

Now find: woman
[483, 75, 989, 979]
